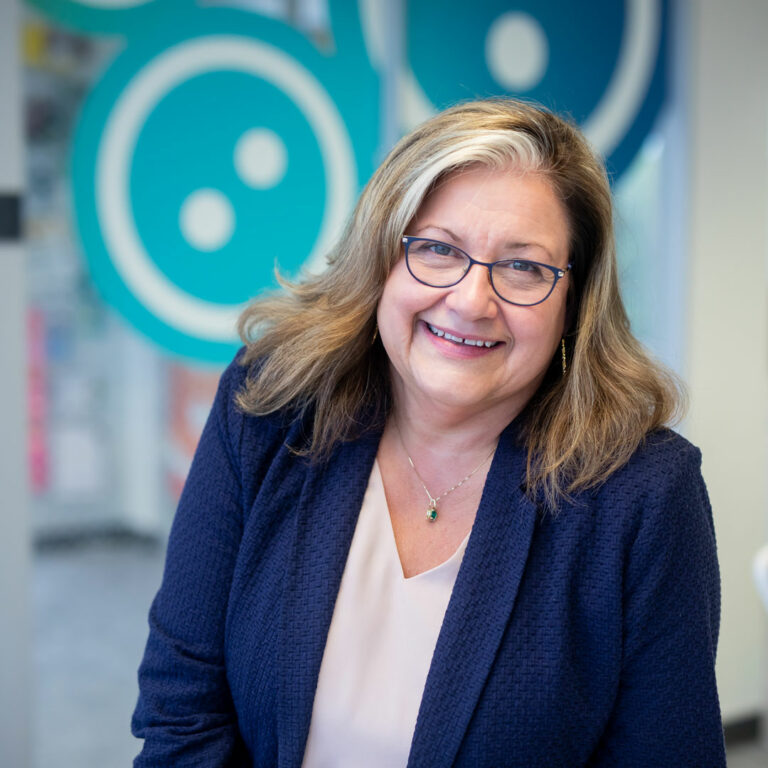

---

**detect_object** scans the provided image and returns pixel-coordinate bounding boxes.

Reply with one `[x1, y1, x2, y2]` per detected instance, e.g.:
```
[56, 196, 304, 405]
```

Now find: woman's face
[377, 165, 571, 421]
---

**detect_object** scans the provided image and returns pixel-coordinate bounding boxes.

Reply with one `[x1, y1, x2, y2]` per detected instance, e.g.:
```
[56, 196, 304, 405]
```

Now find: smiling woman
[132, 99, 725, 767]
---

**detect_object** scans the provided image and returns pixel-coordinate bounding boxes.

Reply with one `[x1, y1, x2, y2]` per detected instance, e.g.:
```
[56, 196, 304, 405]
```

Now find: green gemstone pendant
[426, 506, 438, 522]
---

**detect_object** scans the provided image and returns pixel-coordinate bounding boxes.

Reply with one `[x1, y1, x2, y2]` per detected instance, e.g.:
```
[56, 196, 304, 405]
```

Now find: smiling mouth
[426, 322, 501, 348]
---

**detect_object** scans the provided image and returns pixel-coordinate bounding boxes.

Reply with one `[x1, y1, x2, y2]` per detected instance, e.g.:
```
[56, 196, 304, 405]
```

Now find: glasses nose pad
[449, 260, 499, 311]
[470, 260, 496, 292]
[462, 259, 491, 283]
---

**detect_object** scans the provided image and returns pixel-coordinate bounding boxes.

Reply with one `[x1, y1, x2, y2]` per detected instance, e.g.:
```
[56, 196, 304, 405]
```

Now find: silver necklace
[395, 424, 496, 523]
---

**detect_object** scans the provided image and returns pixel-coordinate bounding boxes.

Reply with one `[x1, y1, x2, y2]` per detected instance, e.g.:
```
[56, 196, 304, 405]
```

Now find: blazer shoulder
[615, 428, 702, 487]
[590, 429, 714, 565]
[210, 349, 312, 490]
[218, 346, 306, 435]
[591, 428, 708, 529]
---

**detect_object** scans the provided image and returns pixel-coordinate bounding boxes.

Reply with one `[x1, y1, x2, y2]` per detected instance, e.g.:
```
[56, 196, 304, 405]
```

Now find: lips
[425, 322, 501, 348]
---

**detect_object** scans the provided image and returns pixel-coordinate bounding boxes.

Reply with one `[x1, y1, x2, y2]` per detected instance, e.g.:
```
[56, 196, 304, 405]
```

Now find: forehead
[419, 164, 561, 212]
[411, 165, 571, 257]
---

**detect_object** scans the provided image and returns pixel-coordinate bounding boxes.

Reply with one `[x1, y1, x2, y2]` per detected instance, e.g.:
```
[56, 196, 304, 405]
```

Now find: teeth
[427, 323, 498, 348]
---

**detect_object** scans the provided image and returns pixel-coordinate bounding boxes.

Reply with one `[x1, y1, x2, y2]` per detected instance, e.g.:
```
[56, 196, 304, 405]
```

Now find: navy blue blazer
[132, 356, 725, 767]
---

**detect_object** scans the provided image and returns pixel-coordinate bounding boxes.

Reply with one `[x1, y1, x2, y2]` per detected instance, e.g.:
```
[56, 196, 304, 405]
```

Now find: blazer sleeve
[588, 442, 726, 767]
[131, 357, 251, 767]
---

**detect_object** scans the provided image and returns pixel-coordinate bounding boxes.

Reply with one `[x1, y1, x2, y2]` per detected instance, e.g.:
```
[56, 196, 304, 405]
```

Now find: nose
[443, 262, 499, 320]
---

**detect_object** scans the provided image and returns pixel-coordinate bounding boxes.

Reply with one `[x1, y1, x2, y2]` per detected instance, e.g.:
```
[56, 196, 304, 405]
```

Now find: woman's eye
[495, 260, 549, 286]
[411, 240, 462, 259]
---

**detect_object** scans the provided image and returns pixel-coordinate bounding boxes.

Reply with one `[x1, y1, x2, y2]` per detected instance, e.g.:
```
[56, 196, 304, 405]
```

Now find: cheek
[377, 269, 415, 351]
[548, 301, 568, 340]
[538, 291, 568, 337]
[503, 299, 567, 354]
[378, 262, 437, 330]
[377, 272, 404, 332]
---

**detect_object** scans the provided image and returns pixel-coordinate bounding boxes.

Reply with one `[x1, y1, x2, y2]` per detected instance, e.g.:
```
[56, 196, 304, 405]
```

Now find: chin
[416, 377, 502, 412]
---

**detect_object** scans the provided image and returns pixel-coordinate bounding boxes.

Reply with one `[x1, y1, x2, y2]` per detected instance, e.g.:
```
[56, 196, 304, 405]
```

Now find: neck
[387, 380, 523, 472]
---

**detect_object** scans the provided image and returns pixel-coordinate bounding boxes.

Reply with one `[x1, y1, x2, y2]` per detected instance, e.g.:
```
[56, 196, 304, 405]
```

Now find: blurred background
[0, 0, 766, 765]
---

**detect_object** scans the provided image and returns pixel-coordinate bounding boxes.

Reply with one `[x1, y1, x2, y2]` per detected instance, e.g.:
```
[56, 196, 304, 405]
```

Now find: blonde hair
[237, 98, 683, 506]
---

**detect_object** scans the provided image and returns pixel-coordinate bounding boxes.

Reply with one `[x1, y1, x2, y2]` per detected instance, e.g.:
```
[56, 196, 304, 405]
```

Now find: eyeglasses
[402, 236, 571, 307]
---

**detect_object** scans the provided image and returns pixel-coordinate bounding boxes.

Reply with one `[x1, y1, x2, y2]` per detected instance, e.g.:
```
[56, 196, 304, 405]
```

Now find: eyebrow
[418, 225, 461, 242]
[413, 224, 555, 260]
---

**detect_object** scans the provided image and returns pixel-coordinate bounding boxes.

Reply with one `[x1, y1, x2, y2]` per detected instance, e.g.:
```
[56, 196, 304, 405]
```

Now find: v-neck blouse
[301, 460, 470, 767]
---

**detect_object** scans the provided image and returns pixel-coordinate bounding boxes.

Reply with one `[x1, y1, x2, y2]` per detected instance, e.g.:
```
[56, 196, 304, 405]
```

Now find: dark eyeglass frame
[401, 236, 572, 307]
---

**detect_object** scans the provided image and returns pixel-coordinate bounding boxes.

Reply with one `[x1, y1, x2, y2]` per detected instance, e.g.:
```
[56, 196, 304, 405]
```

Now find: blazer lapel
[276, 429, 381, 768]
[407, 422, 538, 768]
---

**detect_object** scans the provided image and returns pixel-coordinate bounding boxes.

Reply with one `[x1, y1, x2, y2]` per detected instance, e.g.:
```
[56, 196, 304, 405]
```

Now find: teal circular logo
[71, 7, 376, 361]
[361, 0, 667, 179]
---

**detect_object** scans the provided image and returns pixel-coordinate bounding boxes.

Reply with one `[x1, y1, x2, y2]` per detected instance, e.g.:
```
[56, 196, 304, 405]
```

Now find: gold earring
[561, 338, 567, 376]
[371, 325, 379, 346]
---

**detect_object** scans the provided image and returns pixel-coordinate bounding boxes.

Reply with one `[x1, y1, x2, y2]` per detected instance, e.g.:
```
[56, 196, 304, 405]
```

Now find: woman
[132, 99, 724, 766]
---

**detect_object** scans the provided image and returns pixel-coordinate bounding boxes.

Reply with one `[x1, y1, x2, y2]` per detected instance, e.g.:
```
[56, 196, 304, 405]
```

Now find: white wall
[686, 0, 768, 721]
[0, 0, 32, 764]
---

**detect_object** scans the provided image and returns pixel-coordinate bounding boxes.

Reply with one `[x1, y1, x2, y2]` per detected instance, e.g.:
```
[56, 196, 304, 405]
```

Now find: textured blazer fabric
[132, 353, 725, 767]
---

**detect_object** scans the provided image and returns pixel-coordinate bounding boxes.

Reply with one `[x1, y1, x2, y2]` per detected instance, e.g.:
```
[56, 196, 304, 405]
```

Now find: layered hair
[237, 98, 683, 506]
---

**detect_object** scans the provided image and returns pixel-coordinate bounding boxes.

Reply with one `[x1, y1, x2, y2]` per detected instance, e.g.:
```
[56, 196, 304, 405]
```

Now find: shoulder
[627, 428, 701, 473]
[216, 346, 304, 430]
[591, 429, 716, 587]
[208, 348, 310, 482]
[596, 428, 705, 509]
[581, 429, 715, 571]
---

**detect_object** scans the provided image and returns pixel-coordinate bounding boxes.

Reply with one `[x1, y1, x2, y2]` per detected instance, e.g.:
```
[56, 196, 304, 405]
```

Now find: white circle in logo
[97, 36, 356, 342]
[179, 188, 235, 251]
[234, 127, 288, 189]
[486, 12, 549, 92]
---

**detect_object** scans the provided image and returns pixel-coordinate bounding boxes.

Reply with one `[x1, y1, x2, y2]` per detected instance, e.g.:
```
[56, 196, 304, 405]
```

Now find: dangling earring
[371, 325, 379, 346]
[561, 338, 567, 376]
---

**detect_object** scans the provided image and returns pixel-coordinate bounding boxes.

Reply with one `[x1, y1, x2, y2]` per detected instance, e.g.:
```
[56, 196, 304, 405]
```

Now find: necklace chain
[395, 423, 496, 522]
